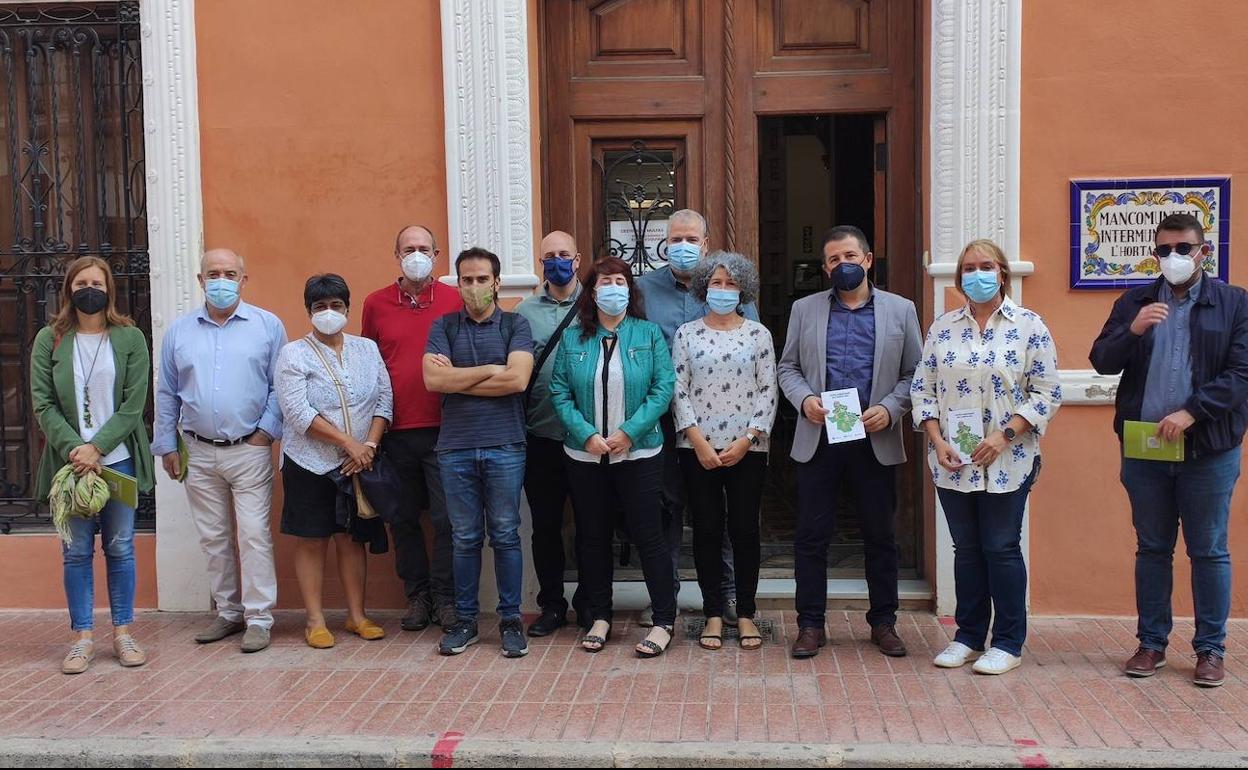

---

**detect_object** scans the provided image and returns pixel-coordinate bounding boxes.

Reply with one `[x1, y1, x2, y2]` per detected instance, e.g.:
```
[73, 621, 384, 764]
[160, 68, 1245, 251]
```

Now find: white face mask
[1161, 254, 1197, 286]
[311, 309, 348, 336]
[401, 252, 434, 282]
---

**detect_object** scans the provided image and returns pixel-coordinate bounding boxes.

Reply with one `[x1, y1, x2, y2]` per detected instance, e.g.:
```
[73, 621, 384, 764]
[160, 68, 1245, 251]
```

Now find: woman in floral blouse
[911, 239, 1062, 676]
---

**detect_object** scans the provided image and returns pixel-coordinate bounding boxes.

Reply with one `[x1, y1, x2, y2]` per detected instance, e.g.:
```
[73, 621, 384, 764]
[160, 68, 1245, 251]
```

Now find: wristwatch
[1002, 427, 1017, 441]
[364, 440, 379, 449]
[746, 432, 761, 447]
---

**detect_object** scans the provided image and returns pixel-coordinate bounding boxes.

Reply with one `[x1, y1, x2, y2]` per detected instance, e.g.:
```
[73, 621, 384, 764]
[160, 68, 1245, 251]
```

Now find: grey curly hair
[690, 251, 760, 306]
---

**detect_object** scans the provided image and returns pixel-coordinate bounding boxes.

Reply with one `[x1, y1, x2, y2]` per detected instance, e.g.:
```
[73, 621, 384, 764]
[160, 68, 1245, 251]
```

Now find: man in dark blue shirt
[1091, 213, 1248, 689]
[425, 247, 534, 659]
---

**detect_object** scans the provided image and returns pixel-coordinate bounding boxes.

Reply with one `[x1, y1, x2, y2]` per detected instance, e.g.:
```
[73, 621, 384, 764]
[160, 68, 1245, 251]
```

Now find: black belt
[185, 430, 256, 447]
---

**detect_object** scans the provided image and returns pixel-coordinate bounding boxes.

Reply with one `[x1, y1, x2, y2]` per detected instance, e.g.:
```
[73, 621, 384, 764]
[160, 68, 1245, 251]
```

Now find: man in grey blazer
[778, 225, 923, 659]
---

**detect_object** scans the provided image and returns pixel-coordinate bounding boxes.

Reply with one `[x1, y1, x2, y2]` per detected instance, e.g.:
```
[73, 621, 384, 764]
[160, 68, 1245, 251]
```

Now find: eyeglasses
[1155, 242, 1201, 259]
[398, 282, 432, 310]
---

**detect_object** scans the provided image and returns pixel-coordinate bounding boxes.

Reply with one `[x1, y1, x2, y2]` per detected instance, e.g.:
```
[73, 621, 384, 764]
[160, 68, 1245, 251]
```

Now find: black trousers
[680, 449, 766, 619]
[795, 438, 900, 629]
[659, 412, 736, 598]
[566, 453, 677, 628]
[523, 435, 584, 618]
[383, 427, 454, 606]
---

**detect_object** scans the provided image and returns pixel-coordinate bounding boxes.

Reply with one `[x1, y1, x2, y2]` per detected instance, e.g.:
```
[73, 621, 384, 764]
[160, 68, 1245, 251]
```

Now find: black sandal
[636, 625, 674, 658]
[700, 618, 724, 651]
[738, 618, 763, 650]
[581, 621, 611, 653]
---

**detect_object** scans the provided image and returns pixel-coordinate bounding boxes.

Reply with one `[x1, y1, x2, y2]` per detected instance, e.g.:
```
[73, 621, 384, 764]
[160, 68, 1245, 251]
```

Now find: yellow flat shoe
[305, 626, 335, 649]
[345, 618, 385, 641]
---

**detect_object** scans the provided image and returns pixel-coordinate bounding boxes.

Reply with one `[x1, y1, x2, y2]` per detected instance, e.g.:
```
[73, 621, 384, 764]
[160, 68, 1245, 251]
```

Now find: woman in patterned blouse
[671, 252, 778, 651]
[911, 240, 1062, 676]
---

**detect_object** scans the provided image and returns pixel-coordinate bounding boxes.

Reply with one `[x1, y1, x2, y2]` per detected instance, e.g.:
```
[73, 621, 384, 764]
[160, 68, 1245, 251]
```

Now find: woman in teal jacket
[30, 256, 154, 675]
[549, 256, 677, 658]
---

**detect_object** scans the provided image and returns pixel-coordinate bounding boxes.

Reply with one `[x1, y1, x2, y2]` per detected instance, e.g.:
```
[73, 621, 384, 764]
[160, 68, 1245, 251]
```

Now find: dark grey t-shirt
[426, 308, 534, 451]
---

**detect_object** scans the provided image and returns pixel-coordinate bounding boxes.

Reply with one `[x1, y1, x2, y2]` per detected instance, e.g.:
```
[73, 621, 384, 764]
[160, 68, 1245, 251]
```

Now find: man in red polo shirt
[362, 224, 463, 631]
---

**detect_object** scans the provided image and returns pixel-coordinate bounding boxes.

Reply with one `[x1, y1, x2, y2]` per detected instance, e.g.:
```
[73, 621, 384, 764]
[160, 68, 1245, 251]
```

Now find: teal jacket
[549, 315, 675, 453]
[30, 325, 155, 502]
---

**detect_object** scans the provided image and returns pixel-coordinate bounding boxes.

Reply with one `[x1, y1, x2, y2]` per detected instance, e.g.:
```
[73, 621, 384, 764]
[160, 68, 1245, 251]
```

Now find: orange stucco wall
[1021, 0, 1248, 616]
[195, 0, 450, 609]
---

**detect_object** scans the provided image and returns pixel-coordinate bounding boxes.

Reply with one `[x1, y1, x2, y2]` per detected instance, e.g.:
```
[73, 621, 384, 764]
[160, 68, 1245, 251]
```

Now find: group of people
[31, 210, 1245, 689]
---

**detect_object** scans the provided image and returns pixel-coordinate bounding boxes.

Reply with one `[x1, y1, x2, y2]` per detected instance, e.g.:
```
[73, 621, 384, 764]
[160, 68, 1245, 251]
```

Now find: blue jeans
[1122, 446, 1240, 656]
[62, 458, 137, 632]
[937, 458, 1040, 657]
[439, 444, 526, 622]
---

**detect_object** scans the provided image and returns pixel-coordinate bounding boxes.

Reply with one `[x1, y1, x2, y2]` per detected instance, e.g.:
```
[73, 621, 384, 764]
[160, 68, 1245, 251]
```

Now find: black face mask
[72, 287, 108, 315]
[830, 262, 867, 292]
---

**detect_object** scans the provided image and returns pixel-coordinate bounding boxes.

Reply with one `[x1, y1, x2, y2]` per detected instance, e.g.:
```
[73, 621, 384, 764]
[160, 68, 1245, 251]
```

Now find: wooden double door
[540, 0, 921, 578]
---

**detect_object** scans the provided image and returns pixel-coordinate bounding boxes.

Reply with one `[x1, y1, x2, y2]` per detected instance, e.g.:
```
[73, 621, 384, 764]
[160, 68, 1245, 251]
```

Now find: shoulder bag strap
[526, 306, 578, 404]
[302, 337, 353, 439]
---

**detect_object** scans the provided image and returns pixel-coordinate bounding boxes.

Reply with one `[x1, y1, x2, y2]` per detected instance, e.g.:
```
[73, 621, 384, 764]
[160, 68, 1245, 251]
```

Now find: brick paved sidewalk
[0, 610, 1242, 756]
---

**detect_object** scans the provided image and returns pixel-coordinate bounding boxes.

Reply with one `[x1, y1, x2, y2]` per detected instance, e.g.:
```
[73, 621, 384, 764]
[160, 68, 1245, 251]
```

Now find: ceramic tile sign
[947, 408, 984, 466]
[1070, 177, 1230, 290]
[609, 220, 669, 266]
[822, 388, 866, 444]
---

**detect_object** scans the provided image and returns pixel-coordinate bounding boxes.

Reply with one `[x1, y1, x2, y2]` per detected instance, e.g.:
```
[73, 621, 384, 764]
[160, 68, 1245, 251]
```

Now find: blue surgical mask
[666, 241, 702, 272]
[706, 288, 740, 316]
[205, 278, 240, 310]
[543, 257, 576, 287]
[961, 270, 1001, 304]
[595, 284, 630, 317]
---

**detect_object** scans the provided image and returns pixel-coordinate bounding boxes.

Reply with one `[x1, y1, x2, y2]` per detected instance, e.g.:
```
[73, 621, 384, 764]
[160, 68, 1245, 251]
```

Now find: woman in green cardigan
[30, 256, 155, 675]
[549, 256, 678, 658]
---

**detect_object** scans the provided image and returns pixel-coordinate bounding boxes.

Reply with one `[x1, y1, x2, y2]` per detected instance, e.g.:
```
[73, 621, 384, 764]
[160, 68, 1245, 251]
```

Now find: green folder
[176, 432, 189, 483]
[1123, 420, 1184, 462]
[100, 466, 139, 509]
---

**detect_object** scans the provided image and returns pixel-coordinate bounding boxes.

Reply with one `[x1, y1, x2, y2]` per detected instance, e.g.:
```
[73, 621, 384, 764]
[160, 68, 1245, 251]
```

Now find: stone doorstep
[0, 737, 1244, 768]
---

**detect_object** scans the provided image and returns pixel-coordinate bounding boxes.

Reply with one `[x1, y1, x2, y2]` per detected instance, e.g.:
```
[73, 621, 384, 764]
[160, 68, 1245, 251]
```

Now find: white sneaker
[972, 647, 1022, 675]
[933, 641, 982, 669]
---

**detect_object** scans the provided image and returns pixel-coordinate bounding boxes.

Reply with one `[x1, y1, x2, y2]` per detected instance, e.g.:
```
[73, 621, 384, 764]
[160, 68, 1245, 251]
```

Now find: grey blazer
[778, 287, 923, 465]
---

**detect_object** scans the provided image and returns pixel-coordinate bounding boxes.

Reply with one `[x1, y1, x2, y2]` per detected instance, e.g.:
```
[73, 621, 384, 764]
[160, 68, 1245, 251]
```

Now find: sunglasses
[1155, 242, 1202, 259]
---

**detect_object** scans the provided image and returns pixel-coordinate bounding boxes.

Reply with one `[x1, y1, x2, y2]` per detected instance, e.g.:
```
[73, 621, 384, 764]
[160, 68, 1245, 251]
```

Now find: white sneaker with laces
[972, 647, 1022, 675]
[933, 641, 981, 669]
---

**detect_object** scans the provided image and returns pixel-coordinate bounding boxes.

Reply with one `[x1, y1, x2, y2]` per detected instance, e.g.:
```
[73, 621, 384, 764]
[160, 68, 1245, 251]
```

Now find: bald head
[200, 248, 245, 275]
[394, 225, 438, 256]
[540, 230, 578, 257]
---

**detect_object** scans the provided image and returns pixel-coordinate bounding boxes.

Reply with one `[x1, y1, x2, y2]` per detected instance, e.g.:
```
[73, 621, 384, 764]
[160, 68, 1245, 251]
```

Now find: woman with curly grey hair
[670, 252, 778, 651]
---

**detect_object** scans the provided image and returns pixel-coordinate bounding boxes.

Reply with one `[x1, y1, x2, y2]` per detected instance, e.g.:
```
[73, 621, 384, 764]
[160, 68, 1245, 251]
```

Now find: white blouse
[910, 298, 1062, 494]
[276, 334, 394, 475]
[671, 319, 778, 452]
[73, 332, 131, 466]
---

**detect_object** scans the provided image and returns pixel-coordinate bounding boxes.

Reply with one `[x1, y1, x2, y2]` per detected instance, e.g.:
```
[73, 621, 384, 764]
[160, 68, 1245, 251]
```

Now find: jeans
[795, 439, 900, 629]
[566, 454, 677, 627]
[659, 412, 735, 600]
[524, 435, 586, 618]
[1122, 446, 1240, 656]
[439, 443, 527, 622]
[384, 428, 454, 607]
[938, 457, 1040, 657]
[680, 449, 765, 618]
[63, 458, 137, 632]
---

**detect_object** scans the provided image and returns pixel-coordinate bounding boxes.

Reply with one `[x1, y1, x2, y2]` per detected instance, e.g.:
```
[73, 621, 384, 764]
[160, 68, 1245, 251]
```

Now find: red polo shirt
[362, 279, 464, 431]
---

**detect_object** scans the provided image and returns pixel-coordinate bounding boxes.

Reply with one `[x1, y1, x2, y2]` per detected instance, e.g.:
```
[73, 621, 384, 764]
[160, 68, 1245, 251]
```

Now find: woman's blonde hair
[49, 256, 134, 337]
[956, 239, 1012, 300]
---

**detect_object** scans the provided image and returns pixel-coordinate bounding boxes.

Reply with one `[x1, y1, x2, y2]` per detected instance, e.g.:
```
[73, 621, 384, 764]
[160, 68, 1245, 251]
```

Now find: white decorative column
[140, 0, 210, 611]
[440, 0, 540, 298]
[928, 0, 1024, 615]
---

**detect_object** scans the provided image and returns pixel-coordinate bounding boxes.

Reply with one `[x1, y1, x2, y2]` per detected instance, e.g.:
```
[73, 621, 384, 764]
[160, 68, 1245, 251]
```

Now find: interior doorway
[756, 114, 919, 579]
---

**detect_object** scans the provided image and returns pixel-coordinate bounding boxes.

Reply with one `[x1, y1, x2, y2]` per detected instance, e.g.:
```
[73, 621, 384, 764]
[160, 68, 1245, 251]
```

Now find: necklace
[75, 332, 107, 429]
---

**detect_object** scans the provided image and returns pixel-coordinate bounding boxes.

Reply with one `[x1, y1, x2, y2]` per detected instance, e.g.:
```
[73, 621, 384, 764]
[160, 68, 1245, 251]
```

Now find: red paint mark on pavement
[1014, 739, 1039, 747]
[938, 616, 957, 627]
[432, 731, 465, 768]
[1019, 752, 1050, 768]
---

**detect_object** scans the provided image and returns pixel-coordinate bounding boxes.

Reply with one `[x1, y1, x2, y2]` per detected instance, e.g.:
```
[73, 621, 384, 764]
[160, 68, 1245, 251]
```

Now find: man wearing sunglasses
[1091, 213, 1248, 688]
[361, 225, 463, 632]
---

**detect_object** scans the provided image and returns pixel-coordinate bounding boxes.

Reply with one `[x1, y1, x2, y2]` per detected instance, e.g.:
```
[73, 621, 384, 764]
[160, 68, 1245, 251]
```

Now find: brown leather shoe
[1195, 651, 1225, 688]
[1124, 647, 1166, 678]
[791, 627, 827, 659]
[871, 624, 908, 657]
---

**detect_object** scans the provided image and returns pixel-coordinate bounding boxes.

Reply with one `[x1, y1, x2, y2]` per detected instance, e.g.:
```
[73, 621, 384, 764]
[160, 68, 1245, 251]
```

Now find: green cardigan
[29, 324, 154, 502]
[548, 315, 675, 453]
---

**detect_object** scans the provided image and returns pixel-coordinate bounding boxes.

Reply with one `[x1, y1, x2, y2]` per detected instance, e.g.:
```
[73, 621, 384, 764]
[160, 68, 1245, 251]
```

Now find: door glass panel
[593, 140, 686, 275]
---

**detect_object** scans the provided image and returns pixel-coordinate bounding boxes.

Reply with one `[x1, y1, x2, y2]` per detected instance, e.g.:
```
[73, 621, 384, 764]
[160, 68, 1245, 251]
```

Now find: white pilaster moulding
[440, 0, 540, 298]
[928, 0, 1024, 616]
[139, 0, 211, 611]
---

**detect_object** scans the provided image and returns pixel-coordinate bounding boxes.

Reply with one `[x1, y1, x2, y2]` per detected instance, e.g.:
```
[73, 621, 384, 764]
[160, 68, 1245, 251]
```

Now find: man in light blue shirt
[154, 248, 286, 654]
[636, 209, 760, 626]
